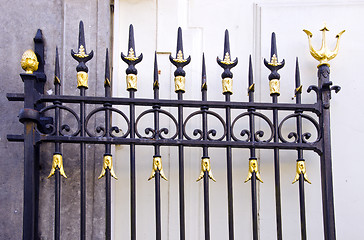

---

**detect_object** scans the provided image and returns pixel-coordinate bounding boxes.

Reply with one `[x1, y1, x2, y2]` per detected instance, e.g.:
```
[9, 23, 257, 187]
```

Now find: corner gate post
[304, 23, 344, 240]
[19, 51, 40, 240]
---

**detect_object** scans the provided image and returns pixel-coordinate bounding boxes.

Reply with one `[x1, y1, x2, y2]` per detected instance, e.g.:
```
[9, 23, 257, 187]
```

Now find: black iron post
[121, 24, 143, 240]
[217, 29, 238, 240]
[71, 20, 94, 240]
[169, 27, 191, 240]
[318, 64, 336, 240]
[264, 32, 285, 240]
[19, 71, 38, 240]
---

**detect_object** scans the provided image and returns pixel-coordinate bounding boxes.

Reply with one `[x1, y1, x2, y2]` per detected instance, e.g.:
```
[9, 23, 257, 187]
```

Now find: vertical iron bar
[71, 21, 93, 240]
[20, 73, 38, 240]
[225, 94, 234, 240]
[153, 52, 162, 240]
[203, 172, 210, 240]
[248, 56, 259, 240]
[178, 91, 185, 240]
[169, 27, 190, 240]
[130, 90, 136, 240]
[80, 88, 86, 240]
[318, 64, 336, 240]
[272, 95, 282, 240]
[121, 25, 143, 240]
[264, 33, 284, 240]
[201, 54, 210, 240]
[217, 29, 238, 240]
[54, 47, 61, 240]
[104, 49, 112, 240]
[155, 170, 161, 240]
[294, 58, 307, 240]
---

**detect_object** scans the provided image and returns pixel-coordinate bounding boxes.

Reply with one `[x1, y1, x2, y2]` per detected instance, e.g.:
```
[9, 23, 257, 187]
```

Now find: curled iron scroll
[39, 105, 81, 136]
[278, 113, 320, 143]
[84, 107, 130, 138]
[135, 109, 178, 139]
[183, 110, 226, 141]
[231, 111, 274, 142]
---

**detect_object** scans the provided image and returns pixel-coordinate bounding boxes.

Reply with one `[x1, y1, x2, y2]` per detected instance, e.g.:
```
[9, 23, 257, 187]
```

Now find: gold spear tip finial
[21, 49, 39, 74]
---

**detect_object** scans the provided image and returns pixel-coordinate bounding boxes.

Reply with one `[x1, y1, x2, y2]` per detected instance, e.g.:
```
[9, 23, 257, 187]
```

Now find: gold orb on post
[21, 49, 39, 74]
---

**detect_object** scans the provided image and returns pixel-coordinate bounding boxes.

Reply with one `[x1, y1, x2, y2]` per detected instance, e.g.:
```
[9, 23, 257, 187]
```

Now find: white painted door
[112, 1, 364, 239]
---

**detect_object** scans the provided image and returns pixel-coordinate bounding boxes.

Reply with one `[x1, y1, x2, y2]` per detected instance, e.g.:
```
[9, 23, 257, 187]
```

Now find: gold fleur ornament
[21, 49, 39, 74]
[196, 158, 216, 182]
[73, 45, 89, 58]
[244, 158, 263, 183]
[48, 154, 67, 179]
[98, 155, 118, 180]
[292, 160, 311, 184]
[148, 156, 168, 181]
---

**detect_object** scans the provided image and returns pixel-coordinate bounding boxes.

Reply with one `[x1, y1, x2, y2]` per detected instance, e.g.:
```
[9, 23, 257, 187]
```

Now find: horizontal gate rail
[7, 20, 344, 240]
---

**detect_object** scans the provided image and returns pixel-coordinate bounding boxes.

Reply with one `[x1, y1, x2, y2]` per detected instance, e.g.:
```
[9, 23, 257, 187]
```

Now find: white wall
[112, 0, 364, 239]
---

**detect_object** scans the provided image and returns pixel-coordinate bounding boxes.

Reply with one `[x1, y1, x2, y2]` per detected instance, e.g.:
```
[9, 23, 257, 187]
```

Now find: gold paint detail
[222, 77, 233, 94]
[74, 45, 89, 58]
[174, 76, 185, 92]
[104, 78, 111, 87]
[221, 52, 234, 65]
[268, 54, 281, 67]
[292, 160, 311, 184]
[54, 76, 61, 85]
[303, 23, 345, 67]
[98, 155, 118, 180]
[296, 85, 302, 94]
[201, 82, 207, 90]
[77, 71, 88, 88]
[21, 49, 39, 74]
[197, 158, 216, 182]
[173, 50, 187, 63]
[153, 80, 159, 89]
[244, 159, 263, 183]
[248, 83, 255, 94]
[48, 154, 67, 179]
[126, 74, 137, 90]
[148, 157, 168, 181]
[269, 79, 280, 96]
[125, 48, 138, 61]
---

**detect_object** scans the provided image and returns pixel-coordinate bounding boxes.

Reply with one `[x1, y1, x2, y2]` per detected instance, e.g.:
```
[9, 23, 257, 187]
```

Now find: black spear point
[248, 55, 253, 86]
[71, 21, 94, 67]
[169, 27, 191, 69]
[263, 32, 285, 79]
[201, 53, 207, 90]
[54, 47, 61, 85]
[104, 48, 111, 87]
[224, 29, 231, 56]
[34, 29, 43, 43]
[128, 24, 136, 55]
[153, 51, 159, 89]
[121, 25, 143, 66]
[78, 21, 86, 52]
[176, 27, 183, 58]
[295, 57, 301, 88]
[271, 32, 277, 60]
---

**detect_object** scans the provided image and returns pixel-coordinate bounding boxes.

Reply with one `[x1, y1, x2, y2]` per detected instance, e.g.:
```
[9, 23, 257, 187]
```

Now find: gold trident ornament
[303, 23, 345, 67]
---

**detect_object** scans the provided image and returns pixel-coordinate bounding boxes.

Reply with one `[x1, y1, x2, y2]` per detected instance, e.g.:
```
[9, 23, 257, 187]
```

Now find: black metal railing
[7, 21, 344, 240]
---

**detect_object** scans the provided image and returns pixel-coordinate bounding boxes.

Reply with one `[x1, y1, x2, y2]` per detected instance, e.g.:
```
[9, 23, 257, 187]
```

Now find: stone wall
[0, 0, 112, 239]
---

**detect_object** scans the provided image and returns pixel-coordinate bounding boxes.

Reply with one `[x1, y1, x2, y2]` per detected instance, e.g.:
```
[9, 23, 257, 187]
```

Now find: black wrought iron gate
[7, 21, 344, 240]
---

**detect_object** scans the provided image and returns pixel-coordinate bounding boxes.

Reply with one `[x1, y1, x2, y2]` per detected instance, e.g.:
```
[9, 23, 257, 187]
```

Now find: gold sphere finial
[21, 49, 39, 74]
